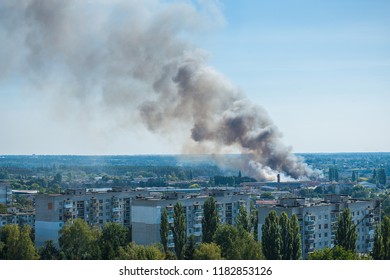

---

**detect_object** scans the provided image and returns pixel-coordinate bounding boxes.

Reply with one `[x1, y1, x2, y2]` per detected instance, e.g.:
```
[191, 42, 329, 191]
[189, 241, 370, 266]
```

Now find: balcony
[305, 237, 314, 244]
[64, 202, 73, 209]
[305, 230, 315, 235]
[194, 223, 202, 228]
[193, 231, 202, 237]
[305, 220, 315, 226]
[195, 215, 203, 222]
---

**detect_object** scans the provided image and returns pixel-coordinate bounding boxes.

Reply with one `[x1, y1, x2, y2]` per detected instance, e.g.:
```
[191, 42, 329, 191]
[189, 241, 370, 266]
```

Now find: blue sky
[199, 0, 390, 152]
[0, 0, 389, 155]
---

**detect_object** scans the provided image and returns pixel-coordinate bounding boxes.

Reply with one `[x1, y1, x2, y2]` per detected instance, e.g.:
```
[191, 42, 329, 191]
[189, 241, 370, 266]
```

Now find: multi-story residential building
[0, 210, 35, 229]
[34, 187, 149, 247]
[257, 195, 380, 259]
[131, 189, 250, 247]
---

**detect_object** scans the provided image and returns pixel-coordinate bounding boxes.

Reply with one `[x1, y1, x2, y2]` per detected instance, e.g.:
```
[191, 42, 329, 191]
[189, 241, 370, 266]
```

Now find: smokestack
[0, 0, 318, 180]
[277, 174, 281, 184]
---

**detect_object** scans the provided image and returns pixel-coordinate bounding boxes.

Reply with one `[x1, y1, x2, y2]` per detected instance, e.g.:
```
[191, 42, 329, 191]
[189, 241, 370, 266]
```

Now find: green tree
[183, 234, 196, 260]
[236, 205, 250, 232]
[59, 219, 101, 260]
[99, 223, 129, 260]
[214, 224, 240, 259]
[0, 224, 38, 260]
[260, 192, 275, 199]
[38, 240, 61, 260]
[0, 224, 18, 259]
[377, 169, 387, 185]
[374, 216, 390, 259]
[214, 224, 263, 260]
[279, 212, 292, 260]
[261, 211, 281, 260]
[0, 169, 9, 179]
[17, 225, 39, 260]
[54, 172, 62, 183]
[250, 201, 259, 239]
[237, 229, 264, 260]
[117, 243, 165, 260]
[193, 242, 222, 260]
[202, 197, 218, 243]
[309, 246, 369, 260]
[335, 208, 357, 252]
[290, 214, 302, 260]
[373, 224, 383, 260]
[351, 185, 370, 199]
[160, 208, 169, 254]
[352, 171, 356, 182]
[0, 240, 4, 258]
[371, 169, 377, 183]
[0, 203, 7, 214]
[328, 166, 339, 182]
[173, 202, 186, 260]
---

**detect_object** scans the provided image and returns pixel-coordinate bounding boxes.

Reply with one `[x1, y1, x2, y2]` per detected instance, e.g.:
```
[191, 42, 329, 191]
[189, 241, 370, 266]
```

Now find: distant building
[0, 210, 35, 229]
[257, 195, 380, 259]
[34, 187, 149, 247]
[132, 189, 250, 247]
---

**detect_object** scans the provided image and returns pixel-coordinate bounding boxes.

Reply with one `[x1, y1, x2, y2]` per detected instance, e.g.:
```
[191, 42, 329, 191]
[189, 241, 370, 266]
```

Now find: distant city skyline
[0, 0, 389, 155]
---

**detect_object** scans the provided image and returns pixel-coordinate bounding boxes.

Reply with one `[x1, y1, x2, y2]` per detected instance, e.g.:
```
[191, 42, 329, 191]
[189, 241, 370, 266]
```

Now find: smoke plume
[0, 0, 317, 180]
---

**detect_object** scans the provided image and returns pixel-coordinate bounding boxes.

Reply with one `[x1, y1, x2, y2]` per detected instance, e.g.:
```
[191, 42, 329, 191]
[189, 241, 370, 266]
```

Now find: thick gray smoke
[0, 0, 317, 180]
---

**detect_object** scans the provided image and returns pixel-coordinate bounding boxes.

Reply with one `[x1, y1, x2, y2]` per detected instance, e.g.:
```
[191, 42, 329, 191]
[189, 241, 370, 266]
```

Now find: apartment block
[0, 211, 35, 229]
[257, 195, 380, 259]
[132, 189, 250, 247]
[35, 187, 148, 247]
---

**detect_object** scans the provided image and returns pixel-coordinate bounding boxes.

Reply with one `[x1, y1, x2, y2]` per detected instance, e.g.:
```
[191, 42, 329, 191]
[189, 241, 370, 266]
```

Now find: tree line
[1, 200, 390, 259]
[160, 197, 302, 260]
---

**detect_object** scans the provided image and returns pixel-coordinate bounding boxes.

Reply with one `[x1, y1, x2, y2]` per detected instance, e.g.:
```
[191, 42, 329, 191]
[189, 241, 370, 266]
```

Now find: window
[319, 215, 322, 220]
[324, 223, 329, 229]
[319, 233, 322, 238]
[324, 215, 328, 220]
[48, 203, 53, 210]
[319, 224, 322, 230]
[324, 232, 328, 237]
